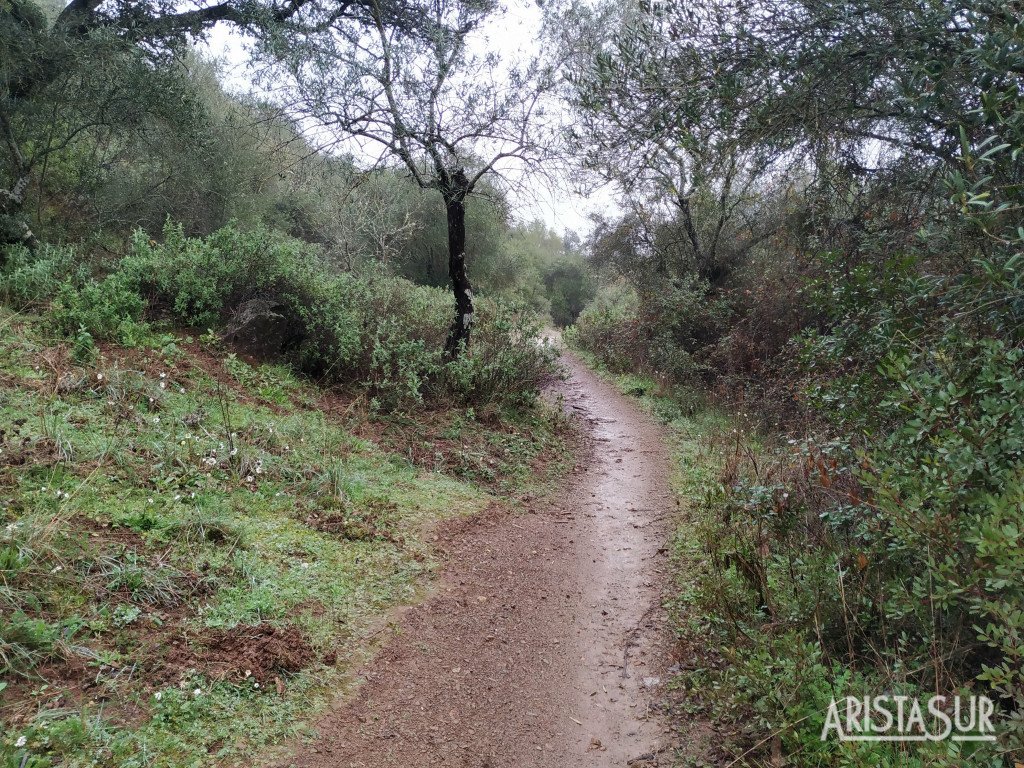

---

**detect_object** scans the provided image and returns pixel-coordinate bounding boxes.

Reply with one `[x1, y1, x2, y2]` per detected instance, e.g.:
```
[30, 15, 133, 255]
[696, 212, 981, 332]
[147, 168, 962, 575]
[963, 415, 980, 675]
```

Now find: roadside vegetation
[6, 0, 1023, 763]
[561, 0, 1024, 764]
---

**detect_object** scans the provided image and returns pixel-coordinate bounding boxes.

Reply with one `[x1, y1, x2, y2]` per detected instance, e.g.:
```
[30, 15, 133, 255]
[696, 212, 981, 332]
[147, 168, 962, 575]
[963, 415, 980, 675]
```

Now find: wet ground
[276, 351, 679, 767]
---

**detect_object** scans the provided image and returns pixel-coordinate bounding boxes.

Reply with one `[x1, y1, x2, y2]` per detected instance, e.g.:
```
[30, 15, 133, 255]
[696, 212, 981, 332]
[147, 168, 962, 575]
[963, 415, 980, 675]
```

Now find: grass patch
[0, 309, 572, 767]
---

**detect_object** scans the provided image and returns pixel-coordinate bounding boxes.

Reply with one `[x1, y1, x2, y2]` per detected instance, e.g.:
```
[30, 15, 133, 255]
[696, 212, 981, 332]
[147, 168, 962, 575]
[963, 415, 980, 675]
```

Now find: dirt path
[278, 351, 679, 767]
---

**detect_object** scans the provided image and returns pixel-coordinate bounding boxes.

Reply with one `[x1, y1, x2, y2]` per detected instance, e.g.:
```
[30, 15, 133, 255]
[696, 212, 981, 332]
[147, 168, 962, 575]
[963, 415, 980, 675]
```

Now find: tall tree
[271, 0, 555, 355]
[553, 0, 783, 286]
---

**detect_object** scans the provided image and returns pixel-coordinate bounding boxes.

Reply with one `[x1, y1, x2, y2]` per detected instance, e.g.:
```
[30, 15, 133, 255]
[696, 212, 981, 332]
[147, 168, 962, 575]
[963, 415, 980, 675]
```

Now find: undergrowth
[574, 359, 1020, 767]
[0, 220, 559, 411]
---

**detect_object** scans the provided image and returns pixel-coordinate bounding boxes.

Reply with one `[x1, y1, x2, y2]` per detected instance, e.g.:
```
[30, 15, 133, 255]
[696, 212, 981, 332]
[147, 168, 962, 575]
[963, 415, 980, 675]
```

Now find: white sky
[200, 0, 618, 237]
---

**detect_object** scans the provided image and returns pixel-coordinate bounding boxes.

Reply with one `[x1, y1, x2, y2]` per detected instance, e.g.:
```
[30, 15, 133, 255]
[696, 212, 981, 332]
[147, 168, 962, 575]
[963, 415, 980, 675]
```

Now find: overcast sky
[200, 0, 617, 237]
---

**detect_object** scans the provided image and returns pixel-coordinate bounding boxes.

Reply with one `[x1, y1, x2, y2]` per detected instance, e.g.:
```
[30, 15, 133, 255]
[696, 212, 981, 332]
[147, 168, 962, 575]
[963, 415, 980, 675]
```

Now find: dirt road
[279, 351, 678, 767]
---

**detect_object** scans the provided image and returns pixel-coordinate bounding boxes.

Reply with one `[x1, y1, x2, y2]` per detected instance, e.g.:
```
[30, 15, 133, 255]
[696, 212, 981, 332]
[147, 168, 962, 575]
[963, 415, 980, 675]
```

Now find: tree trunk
[0, 107, 39, 250]
[443, 179, 473, 358]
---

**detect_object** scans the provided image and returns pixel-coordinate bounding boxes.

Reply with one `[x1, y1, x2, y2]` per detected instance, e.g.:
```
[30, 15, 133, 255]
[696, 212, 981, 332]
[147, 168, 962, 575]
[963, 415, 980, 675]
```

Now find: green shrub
[442, 300, 560, 409]
[51, 272, 146, 340]
[569, 278, 726, 382]
[0, 244, 88, 304]
[1, 220, 557, 409]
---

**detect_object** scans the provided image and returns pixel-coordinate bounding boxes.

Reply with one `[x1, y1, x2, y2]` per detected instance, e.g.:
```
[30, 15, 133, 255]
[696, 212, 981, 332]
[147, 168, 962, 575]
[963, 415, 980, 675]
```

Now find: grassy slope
[0, 309, 572, 768]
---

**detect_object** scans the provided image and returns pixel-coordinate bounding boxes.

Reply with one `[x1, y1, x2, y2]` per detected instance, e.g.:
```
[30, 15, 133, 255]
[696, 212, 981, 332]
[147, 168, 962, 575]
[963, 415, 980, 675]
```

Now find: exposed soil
[158, 624, 317, 684]
[271, 351, 707, 768]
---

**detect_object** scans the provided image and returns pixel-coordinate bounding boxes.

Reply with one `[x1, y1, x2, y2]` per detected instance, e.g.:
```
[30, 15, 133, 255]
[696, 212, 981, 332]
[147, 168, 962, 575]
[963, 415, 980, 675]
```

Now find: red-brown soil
[268, 351, 700, 767]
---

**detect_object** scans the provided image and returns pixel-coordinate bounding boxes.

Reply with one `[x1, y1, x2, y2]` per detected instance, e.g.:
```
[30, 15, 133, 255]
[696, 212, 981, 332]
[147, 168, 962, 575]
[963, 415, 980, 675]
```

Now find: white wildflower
[148, 498, 154, 503]
[154, 691, 162, 701]
[193, 688, 202, 696]
[96, 373, 103, 381]
[15, 736, 26, 747]
[159, 372, 166, 379]
[153, 417, 160, 423]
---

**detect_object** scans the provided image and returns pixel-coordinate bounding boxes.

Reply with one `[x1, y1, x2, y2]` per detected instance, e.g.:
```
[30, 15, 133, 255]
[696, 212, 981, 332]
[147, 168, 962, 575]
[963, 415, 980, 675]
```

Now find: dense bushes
[0, 221, 558, 409]
[568, 278, 729, 383]
[672, 270, 1024, 763]
[564, 0, 1024, 761]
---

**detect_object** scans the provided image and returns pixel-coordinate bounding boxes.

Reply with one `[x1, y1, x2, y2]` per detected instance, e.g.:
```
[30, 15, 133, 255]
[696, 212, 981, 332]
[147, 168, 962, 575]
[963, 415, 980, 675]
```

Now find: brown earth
[265, 350, 708, 768]
[156, 624, 318, 685]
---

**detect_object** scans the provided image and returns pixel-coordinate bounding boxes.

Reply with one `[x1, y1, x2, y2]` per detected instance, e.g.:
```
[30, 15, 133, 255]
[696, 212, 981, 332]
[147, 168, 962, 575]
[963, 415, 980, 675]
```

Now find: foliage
[1, 220, 559, 409]
[562, 0, 1024, 762]
[0, 310, 570, 767]
[569, 276, 728, 382]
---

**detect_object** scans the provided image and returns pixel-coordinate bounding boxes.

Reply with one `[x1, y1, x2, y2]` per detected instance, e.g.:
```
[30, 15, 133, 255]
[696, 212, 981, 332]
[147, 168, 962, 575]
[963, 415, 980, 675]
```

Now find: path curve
[279, 351, 677, 767]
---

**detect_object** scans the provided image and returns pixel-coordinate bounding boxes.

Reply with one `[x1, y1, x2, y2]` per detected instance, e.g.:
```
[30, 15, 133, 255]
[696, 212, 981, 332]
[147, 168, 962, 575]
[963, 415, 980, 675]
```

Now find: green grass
[0, 309, 571, 767]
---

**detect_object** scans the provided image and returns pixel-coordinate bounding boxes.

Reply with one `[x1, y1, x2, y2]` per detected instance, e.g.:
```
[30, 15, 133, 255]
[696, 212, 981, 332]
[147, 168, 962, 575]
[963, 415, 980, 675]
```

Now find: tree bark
[0, 107, 39, 250]
[443, 174, 473, 358]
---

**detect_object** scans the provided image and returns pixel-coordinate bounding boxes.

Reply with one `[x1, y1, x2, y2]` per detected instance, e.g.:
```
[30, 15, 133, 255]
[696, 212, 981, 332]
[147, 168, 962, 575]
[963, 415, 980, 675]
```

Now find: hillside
[0, 307, 571, 766]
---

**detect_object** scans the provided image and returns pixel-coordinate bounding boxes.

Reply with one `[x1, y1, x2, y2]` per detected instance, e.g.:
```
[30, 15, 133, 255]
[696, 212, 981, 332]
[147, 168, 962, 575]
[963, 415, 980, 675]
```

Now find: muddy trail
[278, 352, 681, 767]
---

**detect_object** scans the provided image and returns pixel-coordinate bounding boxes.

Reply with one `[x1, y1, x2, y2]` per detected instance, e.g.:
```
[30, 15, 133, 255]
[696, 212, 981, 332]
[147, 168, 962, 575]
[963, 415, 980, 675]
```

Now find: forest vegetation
[1, 0, 1023, 764]
[561, 0, 1024, 764]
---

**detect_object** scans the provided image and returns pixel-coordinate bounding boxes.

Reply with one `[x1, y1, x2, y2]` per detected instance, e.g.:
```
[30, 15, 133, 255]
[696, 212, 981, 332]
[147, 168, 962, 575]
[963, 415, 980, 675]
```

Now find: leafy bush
[1, 220, 557, 409]
[51, 272, 147, 341]
[442, 301, 560, 409]
[568, 278, 726, 382]
[0, 244, 88, 304]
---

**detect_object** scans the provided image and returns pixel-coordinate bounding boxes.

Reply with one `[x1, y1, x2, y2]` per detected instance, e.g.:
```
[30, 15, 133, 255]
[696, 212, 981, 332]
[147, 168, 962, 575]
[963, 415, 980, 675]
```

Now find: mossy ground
[0, 309, 572, 768]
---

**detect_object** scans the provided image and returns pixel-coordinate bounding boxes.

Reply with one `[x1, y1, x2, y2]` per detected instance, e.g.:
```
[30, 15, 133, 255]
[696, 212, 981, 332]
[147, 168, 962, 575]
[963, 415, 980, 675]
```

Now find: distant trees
[0, 0, 428, 248]
[270, 0, 556, 355]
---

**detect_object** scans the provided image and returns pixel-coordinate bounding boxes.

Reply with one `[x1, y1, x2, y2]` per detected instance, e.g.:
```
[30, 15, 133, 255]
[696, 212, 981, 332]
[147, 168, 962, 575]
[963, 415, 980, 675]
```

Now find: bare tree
[271, 0, 555, 355]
